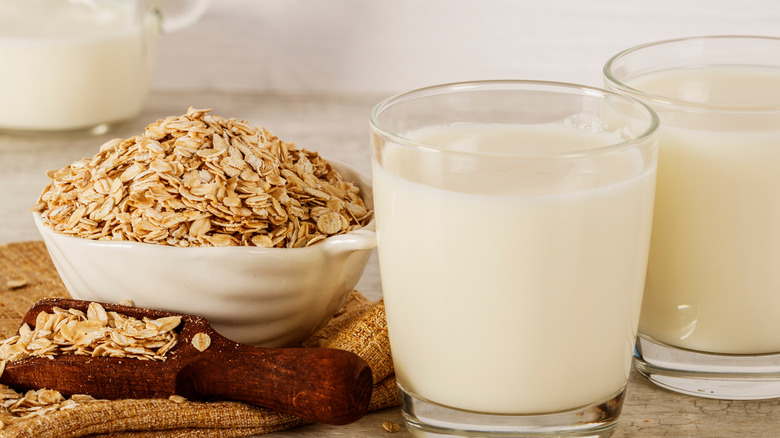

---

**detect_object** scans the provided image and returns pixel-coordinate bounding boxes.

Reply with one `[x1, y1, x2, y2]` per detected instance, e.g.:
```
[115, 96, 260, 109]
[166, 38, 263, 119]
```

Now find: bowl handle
[320, 228, 377, 254]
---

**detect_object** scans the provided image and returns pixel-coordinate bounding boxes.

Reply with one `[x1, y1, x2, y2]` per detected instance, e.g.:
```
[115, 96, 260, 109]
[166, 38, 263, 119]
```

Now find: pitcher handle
[154, 0, 210, 33]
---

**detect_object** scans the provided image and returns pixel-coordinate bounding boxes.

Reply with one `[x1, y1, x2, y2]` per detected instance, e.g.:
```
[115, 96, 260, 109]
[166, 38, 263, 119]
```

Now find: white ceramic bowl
[33, 162, 376, 347]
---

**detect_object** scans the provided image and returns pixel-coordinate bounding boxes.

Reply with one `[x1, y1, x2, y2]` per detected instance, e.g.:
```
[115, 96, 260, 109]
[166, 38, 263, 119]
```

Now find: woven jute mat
[0, 241, 397, 438]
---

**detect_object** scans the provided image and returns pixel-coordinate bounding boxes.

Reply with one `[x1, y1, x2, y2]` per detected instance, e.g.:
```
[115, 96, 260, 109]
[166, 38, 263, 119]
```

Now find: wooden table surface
[1, 91, 778, 437]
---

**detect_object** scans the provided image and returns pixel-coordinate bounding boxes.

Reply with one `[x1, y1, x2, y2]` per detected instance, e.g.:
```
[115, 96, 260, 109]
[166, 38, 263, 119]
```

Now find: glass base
[634, 334, 780, 400]
[398, 384, 624, 437]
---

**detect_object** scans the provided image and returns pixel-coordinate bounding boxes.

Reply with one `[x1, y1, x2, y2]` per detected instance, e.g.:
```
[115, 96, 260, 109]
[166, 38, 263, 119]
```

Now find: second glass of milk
[605, 36, 780, 401]
[370, 80, 658, 437]
[0, 0, 206, 134]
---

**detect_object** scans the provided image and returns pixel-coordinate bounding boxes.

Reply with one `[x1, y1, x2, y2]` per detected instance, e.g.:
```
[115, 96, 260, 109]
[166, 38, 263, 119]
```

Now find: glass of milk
[604, 36, 780, 400]
[0, 0, 207, 134]
[370, 80, 658, 437]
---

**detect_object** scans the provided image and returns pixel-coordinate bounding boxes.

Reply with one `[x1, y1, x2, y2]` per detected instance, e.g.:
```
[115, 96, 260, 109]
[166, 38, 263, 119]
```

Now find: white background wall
[152, 0, 780, 96]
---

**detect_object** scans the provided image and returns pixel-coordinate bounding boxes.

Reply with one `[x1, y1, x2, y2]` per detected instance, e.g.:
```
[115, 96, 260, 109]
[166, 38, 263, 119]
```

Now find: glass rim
[369, 79, 659, 160]
[603, 35, 780, 113]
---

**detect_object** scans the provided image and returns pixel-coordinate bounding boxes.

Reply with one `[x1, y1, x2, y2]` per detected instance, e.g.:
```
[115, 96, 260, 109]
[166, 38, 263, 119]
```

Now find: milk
[373, 123, 656, 414]
[629, 66, 780, 354]
[0, 0, 158, 131]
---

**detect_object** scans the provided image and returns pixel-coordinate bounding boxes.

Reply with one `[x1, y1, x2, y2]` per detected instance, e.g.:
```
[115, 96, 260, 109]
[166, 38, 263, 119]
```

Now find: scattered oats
[168, 394, 187, 403]
[33, 107, 373, 248]
[382, 421, 401, 433]
[191, 332, 211, 352]
[71, 394, 98, 403]
[0, 302, 180, 377]
[117, 299, 135, 307]
[5, 279, 27, 290]
[0, 384, 103, 425]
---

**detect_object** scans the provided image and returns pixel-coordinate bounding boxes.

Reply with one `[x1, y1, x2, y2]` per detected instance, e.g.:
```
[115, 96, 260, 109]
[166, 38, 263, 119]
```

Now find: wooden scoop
[0, 298, 374, 426]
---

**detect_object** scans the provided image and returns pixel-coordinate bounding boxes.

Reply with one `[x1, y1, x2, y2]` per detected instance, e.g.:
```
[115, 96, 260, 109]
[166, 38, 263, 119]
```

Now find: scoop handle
[181, 345, 374, 425]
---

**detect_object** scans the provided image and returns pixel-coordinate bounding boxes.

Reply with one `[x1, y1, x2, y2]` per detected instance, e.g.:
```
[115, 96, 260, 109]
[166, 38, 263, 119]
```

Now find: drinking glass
[604, 35, 780, 399]
[370, 80, 658, 436]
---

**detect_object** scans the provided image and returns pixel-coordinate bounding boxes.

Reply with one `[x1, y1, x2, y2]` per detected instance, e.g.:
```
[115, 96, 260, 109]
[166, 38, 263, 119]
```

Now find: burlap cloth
[0, 242, 398, 438]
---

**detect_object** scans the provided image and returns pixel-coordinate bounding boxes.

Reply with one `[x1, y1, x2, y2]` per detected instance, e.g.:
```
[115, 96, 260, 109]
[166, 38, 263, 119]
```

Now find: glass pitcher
[0, 0, 208, 134]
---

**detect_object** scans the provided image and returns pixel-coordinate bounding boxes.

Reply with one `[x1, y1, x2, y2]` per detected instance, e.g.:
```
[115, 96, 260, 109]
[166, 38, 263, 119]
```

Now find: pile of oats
[0, 302, 181, 428]
[33, 107, 372, 248]
[0, 385, 101, 428]
[0, 302, 180, 376]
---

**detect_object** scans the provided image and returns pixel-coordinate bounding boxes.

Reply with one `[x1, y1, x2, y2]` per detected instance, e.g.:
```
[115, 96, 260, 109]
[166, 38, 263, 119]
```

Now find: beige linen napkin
[0, 241, 397, 438]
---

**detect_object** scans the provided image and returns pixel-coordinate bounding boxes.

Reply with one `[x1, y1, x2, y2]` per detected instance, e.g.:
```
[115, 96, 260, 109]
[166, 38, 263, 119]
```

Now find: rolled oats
[5, 279, 27, 290]
[168, 394, 187, 403]
[0, 384, 102, 428]
[33, 108, 373, 248]
[382, 421, 401, 433]
[190, 332, 211, 352]
[0, 302, 181, 379]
